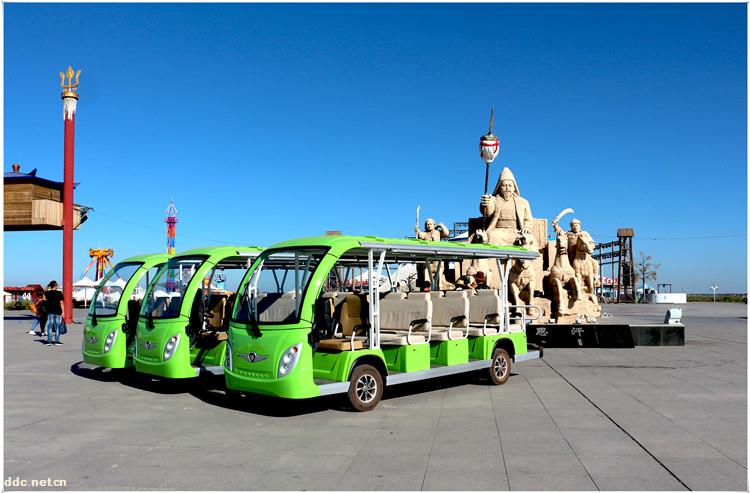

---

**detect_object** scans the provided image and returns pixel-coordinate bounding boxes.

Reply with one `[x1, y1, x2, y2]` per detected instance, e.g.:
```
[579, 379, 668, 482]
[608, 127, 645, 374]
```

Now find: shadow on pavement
[5, 314, 34, 321]
[382, 371, 516, 401]
[191, 388, 343, 417]
[70, 361, 519, 417]
[71, 361, 194, 393]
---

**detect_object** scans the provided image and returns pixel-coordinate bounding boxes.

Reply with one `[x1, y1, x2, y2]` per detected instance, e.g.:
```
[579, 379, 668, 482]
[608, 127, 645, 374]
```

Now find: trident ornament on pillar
[60, 66, 80, 120]
[479, 107, 500, 195]
[60, 65, 80, 324]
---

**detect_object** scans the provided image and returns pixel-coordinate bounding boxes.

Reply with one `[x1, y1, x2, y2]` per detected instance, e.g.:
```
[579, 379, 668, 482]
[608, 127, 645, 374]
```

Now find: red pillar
[62, 110, 75, 323]
[61, 68, 79, 324]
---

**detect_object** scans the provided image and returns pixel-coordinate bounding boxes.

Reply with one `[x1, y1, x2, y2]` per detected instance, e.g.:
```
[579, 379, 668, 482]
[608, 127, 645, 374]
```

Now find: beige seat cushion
[430, 329, 466, 341]
[467, 326, 499, 336]
[380, 332, 426, 345]
[318, 338, 364, 351]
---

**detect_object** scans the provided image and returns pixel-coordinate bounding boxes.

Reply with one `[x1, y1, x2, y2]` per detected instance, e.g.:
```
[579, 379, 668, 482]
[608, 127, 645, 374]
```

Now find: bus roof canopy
[266, 235, 538, 261]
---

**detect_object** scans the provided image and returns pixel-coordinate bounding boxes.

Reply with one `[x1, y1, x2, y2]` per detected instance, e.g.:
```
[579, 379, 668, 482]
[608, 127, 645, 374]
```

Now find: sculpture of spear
[479, 107, 500, 195]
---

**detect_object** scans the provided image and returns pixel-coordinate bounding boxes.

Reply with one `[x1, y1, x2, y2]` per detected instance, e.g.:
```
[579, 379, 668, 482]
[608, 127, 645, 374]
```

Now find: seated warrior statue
[477, 167, 535, 247]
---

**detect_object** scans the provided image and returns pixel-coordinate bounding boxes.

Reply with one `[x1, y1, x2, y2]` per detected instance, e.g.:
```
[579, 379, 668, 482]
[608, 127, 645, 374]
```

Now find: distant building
[4, 163, 88, 231]
[4, 284, 45, 302]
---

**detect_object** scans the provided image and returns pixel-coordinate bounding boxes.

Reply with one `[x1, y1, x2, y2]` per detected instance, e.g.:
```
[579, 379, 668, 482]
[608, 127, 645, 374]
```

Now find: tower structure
[165, 200, 178, 255]
[592, 228, 636, 303]
[60, 65, 80, 324]
[616, 228, 635, 302]
[80, 248, 115, 281]
[165, 200, 178, 291]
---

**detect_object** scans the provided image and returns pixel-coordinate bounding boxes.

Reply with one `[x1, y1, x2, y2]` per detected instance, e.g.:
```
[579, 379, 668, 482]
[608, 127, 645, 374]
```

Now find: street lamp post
[710, 283, 719, 303]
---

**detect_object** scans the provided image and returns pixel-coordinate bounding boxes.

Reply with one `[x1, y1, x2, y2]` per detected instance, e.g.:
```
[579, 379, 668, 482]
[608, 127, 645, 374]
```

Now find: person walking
[44, 281, 65, 346]
[38, 294, 48, 337]
[27, 296, 47, 336]
[28, 297, 41, 335]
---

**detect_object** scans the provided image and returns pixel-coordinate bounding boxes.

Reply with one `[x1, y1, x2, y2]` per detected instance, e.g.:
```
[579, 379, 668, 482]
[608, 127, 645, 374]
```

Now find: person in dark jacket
[44, 281, 65, 346]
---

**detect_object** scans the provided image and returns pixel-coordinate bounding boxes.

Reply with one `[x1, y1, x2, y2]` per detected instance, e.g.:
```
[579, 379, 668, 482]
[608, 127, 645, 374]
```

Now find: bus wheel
[488, 349, 511, 385]
[347, 364, 383, 411]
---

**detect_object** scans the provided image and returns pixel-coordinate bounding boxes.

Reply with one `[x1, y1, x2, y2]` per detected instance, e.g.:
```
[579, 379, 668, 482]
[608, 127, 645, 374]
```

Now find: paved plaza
[4, 302, 747, 490]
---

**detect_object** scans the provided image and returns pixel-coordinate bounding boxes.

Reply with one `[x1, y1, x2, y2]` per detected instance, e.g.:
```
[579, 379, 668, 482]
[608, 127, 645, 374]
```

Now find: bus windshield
[235, 248, 327, 325]
[142, 256, 207, 319]
[89, 262, 143, 317]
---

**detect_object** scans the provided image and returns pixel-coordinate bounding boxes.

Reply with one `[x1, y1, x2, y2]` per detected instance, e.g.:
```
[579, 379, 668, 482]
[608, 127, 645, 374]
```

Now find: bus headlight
[277, 343, 302, 378]
[225, 340, 233, 371]
[103, 330, 118, 353]
[163, 334, 180, 361]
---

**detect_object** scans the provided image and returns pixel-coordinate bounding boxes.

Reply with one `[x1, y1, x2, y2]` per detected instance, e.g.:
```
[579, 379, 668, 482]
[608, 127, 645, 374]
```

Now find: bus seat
[206, 295, 227, 330]
[316, 292, 348, 339]
[153, 296, 171, 317]
[380, 292, 431, 345]
[467, 290, 501, 336]
[339, 294, 365, 337]
[317, 293, 369, 351]
[258, 292, 298, 323]
[430, 290, 469, 340]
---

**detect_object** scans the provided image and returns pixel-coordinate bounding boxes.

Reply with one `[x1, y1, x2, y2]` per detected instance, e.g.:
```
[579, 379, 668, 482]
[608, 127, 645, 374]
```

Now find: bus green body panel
[381, 344, 431, 373]
[133, 246, 263, 379]
[312, 348, 386, 382]
[226, 325, 321, 398]
[189, 336, 226, 368]
[82, 253, 169, 369]
[430, 339, 470, 366]
[468, 332, 527, 361]
[135, 315, 196, 379]
[82, 317, 129, 368]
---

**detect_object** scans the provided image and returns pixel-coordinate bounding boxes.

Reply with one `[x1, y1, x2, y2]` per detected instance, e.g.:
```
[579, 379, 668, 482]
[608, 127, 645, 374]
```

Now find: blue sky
[4, 3, 747, 293]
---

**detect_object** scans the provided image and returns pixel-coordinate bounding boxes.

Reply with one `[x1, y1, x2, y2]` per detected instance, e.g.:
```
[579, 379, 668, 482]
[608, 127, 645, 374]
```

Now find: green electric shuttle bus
[225, 235, 543, 411]
[82, 253, 169, 369]
[134, 246, 263, 379]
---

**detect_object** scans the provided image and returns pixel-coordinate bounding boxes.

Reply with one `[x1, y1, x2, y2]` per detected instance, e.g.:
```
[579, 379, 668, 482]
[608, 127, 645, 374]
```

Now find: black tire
[488, 348, 511, 385]
[347, 364, 383, 411]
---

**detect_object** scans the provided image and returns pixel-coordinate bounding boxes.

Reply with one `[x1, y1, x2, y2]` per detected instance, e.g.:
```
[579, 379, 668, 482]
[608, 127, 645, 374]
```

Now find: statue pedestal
[526, 323, 685, 348]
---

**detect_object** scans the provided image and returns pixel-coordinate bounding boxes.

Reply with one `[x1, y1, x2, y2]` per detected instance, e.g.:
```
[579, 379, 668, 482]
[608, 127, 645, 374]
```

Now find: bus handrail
[508, 304, 542, 329]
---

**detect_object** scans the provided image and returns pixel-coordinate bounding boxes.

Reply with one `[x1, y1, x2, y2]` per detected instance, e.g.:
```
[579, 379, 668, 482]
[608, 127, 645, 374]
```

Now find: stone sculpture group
[419, 166, 600, 324]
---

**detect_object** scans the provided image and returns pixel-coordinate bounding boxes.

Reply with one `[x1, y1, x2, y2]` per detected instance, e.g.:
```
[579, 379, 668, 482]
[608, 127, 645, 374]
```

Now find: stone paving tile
[594, 474, 687, 491]
[507, 472, 598, 491]
[334, 453, 428, 490]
